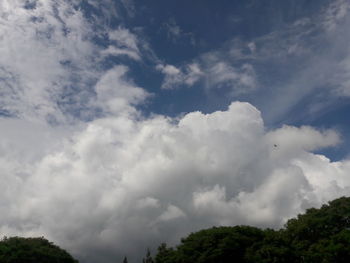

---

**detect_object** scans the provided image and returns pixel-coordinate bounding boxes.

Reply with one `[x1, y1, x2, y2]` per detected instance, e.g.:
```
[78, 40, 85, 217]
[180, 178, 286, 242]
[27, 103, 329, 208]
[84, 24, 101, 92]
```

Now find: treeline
[1, 197, 350, 263]
[149, 196, 350, 263]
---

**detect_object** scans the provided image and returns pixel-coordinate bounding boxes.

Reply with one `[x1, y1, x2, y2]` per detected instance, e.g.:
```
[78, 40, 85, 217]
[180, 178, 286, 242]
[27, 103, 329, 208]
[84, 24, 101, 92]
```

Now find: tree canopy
[0, 236, 78, 263]
[154, 196, 350, 263]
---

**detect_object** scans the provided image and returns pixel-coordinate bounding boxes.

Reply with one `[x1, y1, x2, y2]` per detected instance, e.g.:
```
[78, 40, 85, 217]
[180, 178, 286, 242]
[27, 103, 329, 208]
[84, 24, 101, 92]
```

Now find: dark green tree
[0, 236, 78, 263]
[284, 197, 350, 262]
[155, 226, 264, 263]
[155, 243, 176, 263]
[154, 196, 350, 263]
[245, 229, 296, 263]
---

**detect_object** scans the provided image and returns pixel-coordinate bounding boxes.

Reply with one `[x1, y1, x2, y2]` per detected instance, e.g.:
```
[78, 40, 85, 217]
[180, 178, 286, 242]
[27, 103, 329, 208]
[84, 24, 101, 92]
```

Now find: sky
[1, 0, 350, 262]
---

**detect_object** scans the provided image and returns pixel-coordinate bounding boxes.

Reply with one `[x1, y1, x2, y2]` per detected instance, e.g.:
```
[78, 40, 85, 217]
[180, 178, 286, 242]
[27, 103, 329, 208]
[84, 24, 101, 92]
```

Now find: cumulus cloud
[1, 98, 350, 263]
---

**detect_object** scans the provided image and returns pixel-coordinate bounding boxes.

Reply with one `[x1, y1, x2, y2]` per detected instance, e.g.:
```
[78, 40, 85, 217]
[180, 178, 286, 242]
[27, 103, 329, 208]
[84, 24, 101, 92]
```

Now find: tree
[0, 236, 78, 263]
[155, 226, 264, 263]
[153, 196, 350, 263]
[155, 243, 176, 263]
[122, 256, 128, 263]
[284, 197, 350, 262]
[143, 248, 154, 263]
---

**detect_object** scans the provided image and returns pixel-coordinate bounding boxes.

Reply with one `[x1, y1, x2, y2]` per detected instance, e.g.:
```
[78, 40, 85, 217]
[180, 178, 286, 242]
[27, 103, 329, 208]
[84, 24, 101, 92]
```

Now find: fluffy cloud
[0, 0, 144, 123]
[1, 99, 349, 263]
[94, 66, 149, 115]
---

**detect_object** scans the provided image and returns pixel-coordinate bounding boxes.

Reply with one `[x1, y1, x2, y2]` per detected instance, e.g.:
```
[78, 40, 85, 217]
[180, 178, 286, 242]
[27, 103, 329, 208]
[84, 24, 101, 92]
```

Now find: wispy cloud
[101, 27, 141, 61]
[157, 59, 257, 94]
[205, 61, 257, 95]
[0, 0, 97, 122]
[0, 0, 146, 123]
[156, 0, 350, 123]
[156, 63, 203, 89]
[162, 18, 196, 45]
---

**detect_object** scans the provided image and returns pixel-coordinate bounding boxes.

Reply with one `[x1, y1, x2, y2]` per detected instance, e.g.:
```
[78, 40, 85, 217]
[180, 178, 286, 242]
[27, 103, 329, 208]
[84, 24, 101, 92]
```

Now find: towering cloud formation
[0, 98, 347, 263]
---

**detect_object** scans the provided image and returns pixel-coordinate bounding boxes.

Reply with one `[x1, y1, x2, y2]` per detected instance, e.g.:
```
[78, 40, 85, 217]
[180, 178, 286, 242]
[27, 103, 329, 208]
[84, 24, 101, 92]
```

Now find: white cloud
[157, 58, 256, 93]
[102, 27, 141, 60]
[0, 0, 146, 123]
[323, 0, 350, 30]
[0, 0, 98, 122]
[94, 66, 149, 115]
[265, 125, 340, 159]
[1, 100, 349, 263]
[101, 46, 140, 61]
[207, 62, 257, 94]
[156, 64, 181, 75]
[247, 42, 256, 53]
[156, 63, 203, 89]
[157, 205, 186, 222]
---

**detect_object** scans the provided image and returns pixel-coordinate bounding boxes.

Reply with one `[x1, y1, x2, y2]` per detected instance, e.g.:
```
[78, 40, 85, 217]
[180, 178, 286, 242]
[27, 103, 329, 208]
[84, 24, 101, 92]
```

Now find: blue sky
[1, 0, 350, 262]
[87, 0, 350, 159]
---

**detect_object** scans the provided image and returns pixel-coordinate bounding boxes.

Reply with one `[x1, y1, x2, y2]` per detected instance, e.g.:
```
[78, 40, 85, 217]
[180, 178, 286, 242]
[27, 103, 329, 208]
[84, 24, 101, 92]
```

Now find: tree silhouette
[0, 236, 78, 263]
[143, 248, 154, 263]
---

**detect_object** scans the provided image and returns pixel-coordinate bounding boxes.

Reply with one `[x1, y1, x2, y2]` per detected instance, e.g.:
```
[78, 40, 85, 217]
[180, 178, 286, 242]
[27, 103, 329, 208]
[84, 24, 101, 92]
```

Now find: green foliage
[176, 226, 264, 263]
[0, 236, 78, 263]
[245, 229, 296, 263]
[154, 196, 350, 263]
[155, 243, 176, 263]
[283, 196, 350, 262]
